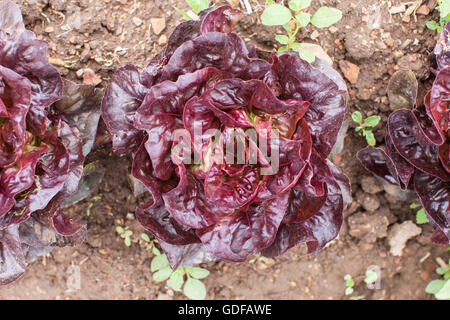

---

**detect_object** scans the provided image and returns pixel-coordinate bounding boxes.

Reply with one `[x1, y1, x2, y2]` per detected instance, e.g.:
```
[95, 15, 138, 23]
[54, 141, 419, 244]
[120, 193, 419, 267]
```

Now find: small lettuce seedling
[344, 274, 354, 295]
[351, 111, 380, 146]
[425, 257, 450, 300]
[116, 226, 133, 247]
[364, 269, 378, 285]
[426, 0, 450, 33]
[410, 203, 429, 225]
[261, 0, 342, 62]
[174, 0, 210, 20]
[151, 251, 210, 300]
[141, 233, 161, 255]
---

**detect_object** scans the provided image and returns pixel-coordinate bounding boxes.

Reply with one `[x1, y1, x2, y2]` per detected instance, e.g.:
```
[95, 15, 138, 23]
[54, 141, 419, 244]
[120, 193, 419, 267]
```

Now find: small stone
[76, 69, 84, 78]
[132, 17, 143, 27]
[82, 68, 102, 86]
[44, 26, 54, 33]
[158, 34, 168, 46]
[417, 4, 430, 15]
[388, 221, 422, 256]
[126, 213, 135, 220]
[357, 192, 380, 212]
[339, 60, 360, 84]
[49, 57, 65, 67]
[329, 26, 338, 33]
[310, 30, 319, 40]
[151, 17, 166, 35]
[389, 4, 406, 14]
[361, 176, 383, 194]
[80, 48, 91, 63]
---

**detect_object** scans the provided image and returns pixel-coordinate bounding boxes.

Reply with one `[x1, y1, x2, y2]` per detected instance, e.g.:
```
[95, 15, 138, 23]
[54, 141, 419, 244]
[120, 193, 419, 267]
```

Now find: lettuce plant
[358, 22, 450, 245]
[102, 5, 350, 269]
[0, 1, 102, 285]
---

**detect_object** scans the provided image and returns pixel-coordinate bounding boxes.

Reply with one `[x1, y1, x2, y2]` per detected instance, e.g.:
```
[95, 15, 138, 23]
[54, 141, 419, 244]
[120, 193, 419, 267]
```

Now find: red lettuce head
[102, 6, 350, 269]
[0, 1, 102, 285]
[358, 22, 450, 245]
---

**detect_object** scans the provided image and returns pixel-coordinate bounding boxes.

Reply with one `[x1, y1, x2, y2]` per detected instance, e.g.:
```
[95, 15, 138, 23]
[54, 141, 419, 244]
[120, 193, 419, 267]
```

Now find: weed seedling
[344, 274, 354, 295]
[425, 257, 450, 300]
[261, 0, 342, 62]
[151, 250, 210, 300]
[174, 0, 210, 20]
[116, 226, 133, 247]
[410, 203, 429, 225]
[141, 233, 161, 255]
[351, 111, 380, 146]
[426, 0, 450, 33]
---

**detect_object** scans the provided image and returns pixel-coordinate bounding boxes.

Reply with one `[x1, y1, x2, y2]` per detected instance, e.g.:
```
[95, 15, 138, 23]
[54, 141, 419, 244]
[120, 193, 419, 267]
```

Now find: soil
[0, 0, 449, 300]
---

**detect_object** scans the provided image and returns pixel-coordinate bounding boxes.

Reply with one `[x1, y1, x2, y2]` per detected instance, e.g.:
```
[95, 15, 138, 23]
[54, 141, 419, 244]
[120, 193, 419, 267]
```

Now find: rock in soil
[360, 176, 383, 194]
[388, 221, 422, 256]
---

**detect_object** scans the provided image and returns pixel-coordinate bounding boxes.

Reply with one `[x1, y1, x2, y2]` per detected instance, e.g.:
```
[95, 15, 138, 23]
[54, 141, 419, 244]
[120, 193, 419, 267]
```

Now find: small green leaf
[266, 0, 274, 4]
[289, 0, 312, 10]
[345, 279, 354, 287]
[173, 6, 193, 20]
[168, 270, 185, 291]
[345, 287, 354, 295]
[310, 7, 342, 28]
[425, 279, 446, 294]
[291, 42, 302, 49]
[261, 4, 293, 26]
[124, 237, 131, 247]
[351, 111, 363, 124]
[364, 115, 381, 127]
[416, 208, 429, 225]
[141, 233, 150, 242]
[184, 278, 207, 300]
[296, 11, 311, 27]
[298, 0, 312, 9]
[275, 34, 289, 45]
[115, 226, 124, 234]
[153, 266, 173, 282]
[409, 203, 420, 209]
[282, 23, 293, 32]
[277, 45, 289, 53]
[288, 1, 298, 11]
[152, 246, 161, 256]
[355, 126, 362, 132]
[124, 230, 133, 237]
[365, 130, 376, 146]
[86, 203, 93, 216]
[186, 0, 209, 14]
[426, 20, 439, 30]
[438, 0, 450, 18]
[298, 48, 315, 63]
[436, 267, 448, 275]
[151, 254, 170, 272]
[189, 267, 210, 279]
[364, 270, 378, 284]
[435, 280, 450, 300]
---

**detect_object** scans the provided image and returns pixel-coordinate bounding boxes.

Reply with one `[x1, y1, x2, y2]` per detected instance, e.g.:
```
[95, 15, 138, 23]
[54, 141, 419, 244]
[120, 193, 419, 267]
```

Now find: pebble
[360, 176, 383, 194]
[151, 17, 166, 35]
[44, 26, 54, 33]
[158, 34, 168, 46]
[417, 4, 430, 15]
[338, 60, 360, 84]
[310, 30, 320, 40]
[329, 26, 338, 33]
[132, 17, 143, 27]
[359, 193, 380, 212]
[82, 68, 102, 86]
[388, 221, 422, 256]
[76, 69, 84, 78]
